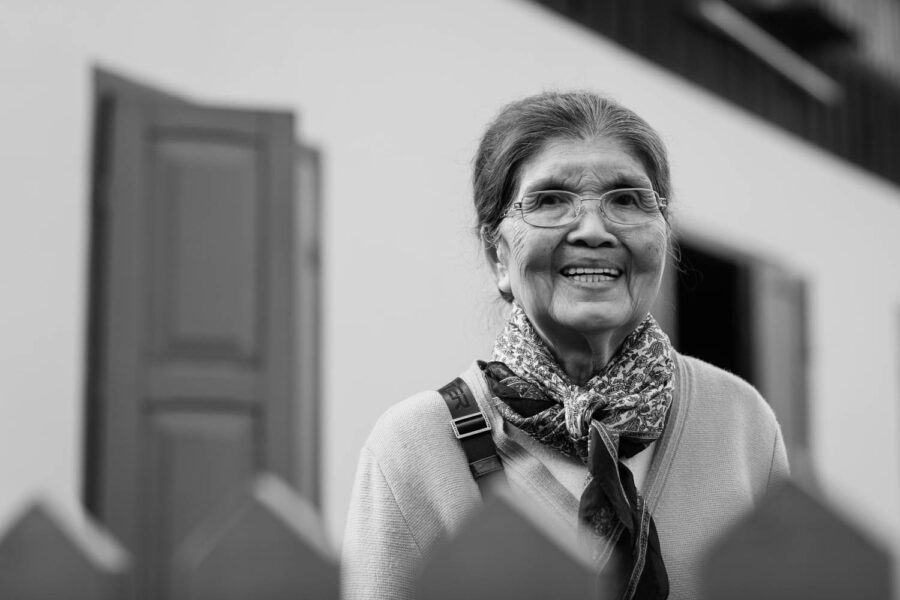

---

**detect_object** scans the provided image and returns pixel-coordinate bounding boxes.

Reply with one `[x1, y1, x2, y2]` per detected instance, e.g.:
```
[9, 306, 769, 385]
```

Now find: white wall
[2, 0, 899, 564]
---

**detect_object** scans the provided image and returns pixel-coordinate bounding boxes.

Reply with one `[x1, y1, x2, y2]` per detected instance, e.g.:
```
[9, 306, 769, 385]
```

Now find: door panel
[150, 136, 261, 363]
[145, 408, 258, 600]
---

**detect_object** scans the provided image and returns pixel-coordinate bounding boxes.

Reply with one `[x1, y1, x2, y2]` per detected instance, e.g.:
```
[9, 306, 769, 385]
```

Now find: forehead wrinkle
[524, 162, 651, 195]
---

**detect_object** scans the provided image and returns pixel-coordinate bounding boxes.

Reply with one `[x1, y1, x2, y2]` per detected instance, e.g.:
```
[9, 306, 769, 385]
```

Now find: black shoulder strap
[438, 377, 505, 494]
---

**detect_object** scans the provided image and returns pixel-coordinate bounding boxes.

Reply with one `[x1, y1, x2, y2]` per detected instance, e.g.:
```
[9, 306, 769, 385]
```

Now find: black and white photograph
[1, 1, 899, 598]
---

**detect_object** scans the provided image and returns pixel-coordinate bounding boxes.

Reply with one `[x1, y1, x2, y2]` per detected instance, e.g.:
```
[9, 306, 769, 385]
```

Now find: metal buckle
[450, 412, 492, 439]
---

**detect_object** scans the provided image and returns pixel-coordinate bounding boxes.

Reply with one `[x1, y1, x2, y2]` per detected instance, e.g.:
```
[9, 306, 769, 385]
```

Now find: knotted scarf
[481, 303, 674, 599]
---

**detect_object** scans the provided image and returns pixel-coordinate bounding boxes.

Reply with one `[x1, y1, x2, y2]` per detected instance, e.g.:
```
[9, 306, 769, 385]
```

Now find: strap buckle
[450, 412, 492, 439]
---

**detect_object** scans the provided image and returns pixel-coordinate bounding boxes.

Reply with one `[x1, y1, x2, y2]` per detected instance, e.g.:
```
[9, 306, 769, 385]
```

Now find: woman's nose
[566, 202, 617, 247]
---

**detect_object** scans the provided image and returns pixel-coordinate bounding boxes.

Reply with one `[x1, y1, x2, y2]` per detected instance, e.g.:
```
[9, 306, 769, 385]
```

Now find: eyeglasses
[507, 188, 667, 228]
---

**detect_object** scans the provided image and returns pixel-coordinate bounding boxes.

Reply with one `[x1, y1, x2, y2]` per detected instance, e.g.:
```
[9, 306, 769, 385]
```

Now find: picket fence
[0, 474, 892, 600]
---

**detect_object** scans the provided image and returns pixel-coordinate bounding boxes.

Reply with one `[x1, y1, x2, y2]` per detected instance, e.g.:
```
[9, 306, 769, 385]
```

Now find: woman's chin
[552, 303, 636, 337]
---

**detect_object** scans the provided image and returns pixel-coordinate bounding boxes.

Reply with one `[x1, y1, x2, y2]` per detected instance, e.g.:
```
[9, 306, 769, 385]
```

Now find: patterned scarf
[481, 303, 674, 599]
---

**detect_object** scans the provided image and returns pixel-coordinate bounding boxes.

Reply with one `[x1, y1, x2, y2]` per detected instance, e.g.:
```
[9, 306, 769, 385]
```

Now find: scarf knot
[482, 303, 674, 599]
[563, 387, 600, 438]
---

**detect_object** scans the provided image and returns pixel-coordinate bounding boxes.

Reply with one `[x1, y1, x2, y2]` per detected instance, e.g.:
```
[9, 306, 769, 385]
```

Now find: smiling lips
[561, 265, 622, 283]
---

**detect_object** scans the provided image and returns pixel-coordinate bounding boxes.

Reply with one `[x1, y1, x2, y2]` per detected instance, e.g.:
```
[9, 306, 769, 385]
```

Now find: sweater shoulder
[362, 389, 466, 477]
[366, 390, 450, 447]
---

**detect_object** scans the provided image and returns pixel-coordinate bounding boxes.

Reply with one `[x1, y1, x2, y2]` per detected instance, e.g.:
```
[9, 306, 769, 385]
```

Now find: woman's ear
[483, 235, 512, 297]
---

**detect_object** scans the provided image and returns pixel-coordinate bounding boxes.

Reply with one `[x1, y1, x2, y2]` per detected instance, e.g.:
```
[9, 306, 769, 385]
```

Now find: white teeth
[561, 266, 621, 284]
[562, 266, 621, 276]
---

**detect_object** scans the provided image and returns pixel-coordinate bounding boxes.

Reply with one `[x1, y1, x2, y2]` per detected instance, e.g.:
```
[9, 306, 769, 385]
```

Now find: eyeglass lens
[520, 189, 660, 226]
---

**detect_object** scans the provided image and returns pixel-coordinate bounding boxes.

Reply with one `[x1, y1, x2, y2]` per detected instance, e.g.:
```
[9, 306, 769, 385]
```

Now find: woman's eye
[608, 190, 640, 207]
[534, 192, 568, 207]
[522, 194, 551, 211]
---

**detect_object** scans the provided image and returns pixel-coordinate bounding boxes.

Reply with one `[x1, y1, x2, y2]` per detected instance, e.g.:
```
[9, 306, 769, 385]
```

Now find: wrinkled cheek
[641, 238, 667, 275]
[509, 224, 535, 281]
[509, 223, 527, 260]
[628, 226, 668, 276]
[623, 230, 668, 311]
[507, 224, 554, 298]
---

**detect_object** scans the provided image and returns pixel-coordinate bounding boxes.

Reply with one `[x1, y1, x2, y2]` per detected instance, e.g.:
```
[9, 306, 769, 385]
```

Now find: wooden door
[84, 72, 311, 600]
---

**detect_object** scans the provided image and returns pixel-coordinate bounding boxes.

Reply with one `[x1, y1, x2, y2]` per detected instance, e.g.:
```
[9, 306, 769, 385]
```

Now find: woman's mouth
[560, 266, 622, 283]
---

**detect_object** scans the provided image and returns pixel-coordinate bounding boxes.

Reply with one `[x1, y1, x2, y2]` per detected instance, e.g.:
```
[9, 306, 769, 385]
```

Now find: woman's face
[491, 135, 668, 352]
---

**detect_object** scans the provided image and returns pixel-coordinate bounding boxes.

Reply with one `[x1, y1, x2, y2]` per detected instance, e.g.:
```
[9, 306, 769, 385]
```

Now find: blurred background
[1, 0, 900, 596]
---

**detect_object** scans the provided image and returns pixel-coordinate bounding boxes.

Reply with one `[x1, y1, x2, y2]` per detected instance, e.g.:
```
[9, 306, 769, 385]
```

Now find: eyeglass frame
[504, 187, 668, 228]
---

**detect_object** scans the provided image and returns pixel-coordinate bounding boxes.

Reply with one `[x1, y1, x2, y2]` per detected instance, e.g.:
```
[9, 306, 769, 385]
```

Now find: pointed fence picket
[0, 499, 130, 600]
[0, 474, 894, 599]
[415, 487, 611, 599]
[702, 479, 892, 599]
[173, 474, 339, 600]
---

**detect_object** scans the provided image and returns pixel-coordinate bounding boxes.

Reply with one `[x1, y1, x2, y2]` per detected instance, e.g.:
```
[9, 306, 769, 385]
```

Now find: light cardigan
[342, 353, 789, 600]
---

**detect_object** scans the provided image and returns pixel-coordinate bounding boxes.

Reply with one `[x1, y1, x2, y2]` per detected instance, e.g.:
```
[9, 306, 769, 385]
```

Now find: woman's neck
[558, 348, 615, 385]
[537, 326, 629, 386]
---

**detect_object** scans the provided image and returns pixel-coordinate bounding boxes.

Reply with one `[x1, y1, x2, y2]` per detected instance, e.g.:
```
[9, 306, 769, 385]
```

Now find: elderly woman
[342, 91, 788, 600]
